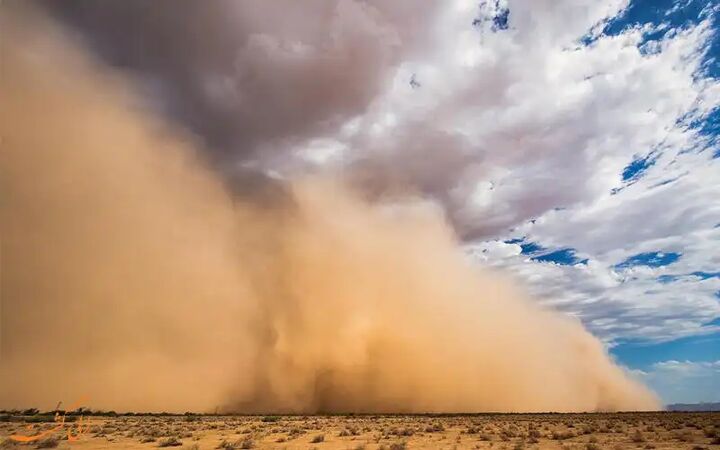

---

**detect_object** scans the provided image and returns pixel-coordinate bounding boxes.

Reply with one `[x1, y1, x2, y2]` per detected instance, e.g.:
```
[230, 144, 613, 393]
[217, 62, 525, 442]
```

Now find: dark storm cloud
[35, 0, 505, 226]
[38, 1, 438, 167]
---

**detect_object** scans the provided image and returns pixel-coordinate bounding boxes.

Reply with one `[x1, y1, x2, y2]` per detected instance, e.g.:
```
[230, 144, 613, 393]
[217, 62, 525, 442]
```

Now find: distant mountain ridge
[667, 402, 720, 412]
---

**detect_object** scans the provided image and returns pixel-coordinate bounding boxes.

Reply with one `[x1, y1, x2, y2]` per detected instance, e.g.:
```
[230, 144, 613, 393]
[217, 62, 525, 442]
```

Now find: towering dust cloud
[0, 5, 659, 413]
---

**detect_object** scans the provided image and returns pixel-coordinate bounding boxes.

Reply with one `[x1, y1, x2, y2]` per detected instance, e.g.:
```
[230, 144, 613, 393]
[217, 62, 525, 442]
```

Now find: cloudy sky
[40, 0, 720, 405]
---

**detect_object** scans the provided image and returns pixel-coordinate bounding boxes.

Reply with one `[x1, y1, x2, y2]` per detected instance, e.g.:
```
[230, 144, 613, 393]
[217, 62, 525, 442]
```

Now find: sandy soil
[2, 412, 719, 449]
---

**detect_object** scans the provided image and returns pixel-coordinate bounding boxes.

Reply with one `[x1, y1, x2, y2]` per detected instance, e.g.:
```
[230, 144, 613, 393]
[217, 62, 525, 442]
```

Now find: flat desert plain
[2, 412, 719, 450]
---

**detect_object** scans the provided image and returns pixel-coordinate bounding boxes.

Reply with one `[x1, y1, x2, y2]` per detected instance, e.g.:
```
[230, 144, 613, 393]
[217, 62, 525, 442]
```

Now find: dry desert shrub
[631, 429, 646, 443]
[238, 438, 254, 449]
[425, 422, 444, 433]
[158, 436, 182, 447]
[0, 438, 19, 449]
[675, 429, 695, 442]
[552, 430, 574, 440]
[34, 436, 59, 449]
[339, 425, 360, 436]
[215, 438, 255, 450]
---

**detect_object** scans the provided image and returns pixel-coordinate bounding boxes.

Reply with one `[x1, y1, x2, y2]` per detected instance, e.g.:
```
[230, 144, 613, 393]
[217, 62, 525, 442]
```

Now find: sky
[37, 0, 720, 406]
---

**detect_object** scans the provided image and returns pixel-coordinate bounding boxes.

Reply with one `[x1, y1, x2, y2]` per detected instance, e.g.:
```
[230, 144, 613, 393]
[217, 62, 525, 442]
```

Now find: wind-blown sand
[1, 3, 657, 415]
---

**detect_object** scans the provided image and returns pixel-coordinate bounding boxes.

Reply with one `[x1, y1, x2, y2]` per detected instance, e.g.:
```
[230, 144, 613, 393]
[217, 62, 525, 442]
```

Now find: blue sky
[563, 0, 719, 403]
[458, 0, 720, 405]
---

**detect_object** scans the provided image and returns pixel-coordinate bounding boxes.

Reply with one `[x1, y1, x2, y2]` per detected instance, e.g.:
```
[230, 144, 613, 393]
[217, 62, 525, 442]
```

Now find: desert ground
[1, 412, 719, 450]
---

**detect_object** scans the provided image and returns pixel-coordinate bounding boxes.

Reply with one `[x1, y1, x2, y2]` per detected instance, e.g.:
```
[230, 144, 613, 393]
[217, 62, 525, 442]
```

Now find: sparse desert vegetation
[1, 412, 718, 449]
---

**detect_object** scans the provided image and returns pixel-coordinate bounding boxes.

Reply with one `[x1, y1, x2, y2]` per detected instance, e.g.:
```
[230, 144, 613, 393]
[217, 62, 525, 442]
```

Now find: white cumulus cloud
[632, 360, 720, 404]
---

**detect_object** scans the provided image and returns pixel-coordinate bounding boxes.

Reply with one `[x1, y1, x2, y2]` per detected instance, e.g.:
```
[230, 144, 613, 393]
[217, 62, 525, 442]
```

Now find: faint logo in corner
[8, 398, 91, 443]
